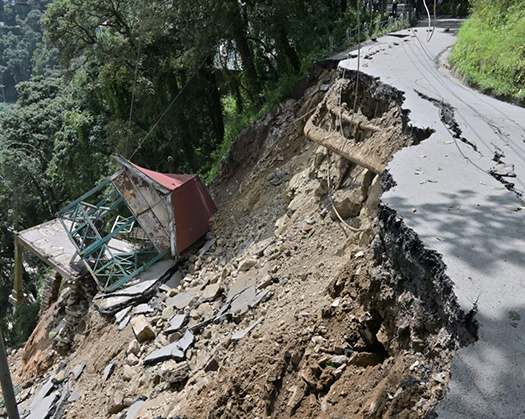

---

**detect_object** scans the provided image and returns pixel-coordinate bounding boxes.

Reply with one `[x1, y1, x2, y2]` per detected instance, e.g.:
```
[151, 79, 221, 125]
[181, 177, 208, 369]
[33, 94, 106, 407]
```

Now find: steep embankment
[8, 67, 474, 419]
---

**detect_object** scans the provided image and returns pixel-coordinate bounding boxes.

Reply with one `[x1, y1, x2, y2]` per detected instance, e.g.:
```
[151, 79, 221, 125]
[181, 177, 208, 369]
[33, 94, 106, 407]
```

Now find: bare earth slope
[9, 52, 476, 418]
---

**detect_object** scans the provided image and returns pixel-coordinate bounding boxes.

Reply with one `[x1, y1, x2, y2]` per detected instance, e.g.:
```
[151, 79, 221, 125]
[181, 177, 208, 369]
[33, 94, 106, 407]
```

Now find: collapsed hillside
[7, 68, 475, 419]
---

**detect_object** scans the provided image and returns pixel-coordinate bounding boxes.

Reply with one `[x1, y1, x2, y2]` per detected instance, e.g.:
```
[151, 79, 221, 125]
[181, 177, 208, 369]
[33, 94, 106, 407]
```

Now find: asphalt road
[339, 23, 525, 418]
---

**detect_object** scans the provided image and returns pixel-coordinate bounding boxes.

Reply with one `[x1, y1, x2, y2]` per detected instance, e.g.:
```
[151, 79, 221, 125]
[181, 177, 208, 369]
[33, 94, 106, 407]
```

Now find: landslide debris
[7, 69, 473, 419]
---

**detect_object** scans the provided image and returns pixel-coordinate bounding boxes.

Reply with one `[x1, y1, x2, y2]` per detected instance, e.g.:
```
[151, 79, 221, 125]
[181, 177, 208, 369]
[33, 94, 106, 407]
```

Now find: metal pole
[0, 328, 19, 419]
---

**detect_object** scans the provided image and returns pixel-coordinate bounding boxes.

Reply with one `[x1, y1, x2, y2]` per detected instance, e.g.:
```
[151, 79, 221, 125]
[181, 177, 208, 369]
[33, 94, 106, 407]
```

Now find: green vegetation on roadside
[451, 0, 525, 104]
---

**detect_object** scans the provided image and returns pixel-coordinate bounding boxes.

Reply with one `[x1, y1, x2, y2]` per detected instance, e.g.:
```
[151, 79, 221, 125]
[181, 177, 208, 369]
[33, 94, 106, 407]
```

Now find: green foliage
[7, 303, 40, 347]
[0, 1, 51, 102]
[451, 0, 525, 103]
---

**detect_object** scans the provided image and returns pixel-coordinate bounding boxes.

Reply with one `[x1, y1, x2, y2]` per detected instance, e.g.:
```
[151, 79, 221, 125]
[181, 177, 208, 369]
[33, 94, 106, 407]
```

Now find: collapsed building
[11, 156, 216, 350]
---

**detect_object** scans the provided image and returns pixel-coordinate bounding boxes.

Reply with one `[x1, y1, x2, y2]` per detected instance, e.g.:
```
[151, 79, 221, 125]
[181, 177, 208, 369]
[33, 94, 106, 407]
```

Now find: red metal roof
[132, 163, 195, 191]
[128, 161, 217, 253]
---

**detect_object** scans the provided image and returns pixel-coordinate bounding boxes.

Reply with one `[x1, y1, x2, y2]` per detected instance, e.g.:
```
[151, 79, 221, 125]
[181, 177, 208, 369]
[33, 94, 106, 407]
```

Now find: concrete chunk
[27, 391, 59, 419]
[30, 378, 55, 410]
[118, 398, 146, 419]
[132, 303, 154, 315]
[164, 314, 187, 334]
[144, 342, 184, 365]
[115, 307, 132, 324]
[130, 315, 156, 342]
[201, 283, 222, 301]
[144, 330, 194, 366]
[118, 315, 131, 330]
[71, 362, 86, 380]
[229, 286, 256, 316]
[238, 257, 257, 272]
[177, 330, 195, 352]
[166, 292, 194, 310]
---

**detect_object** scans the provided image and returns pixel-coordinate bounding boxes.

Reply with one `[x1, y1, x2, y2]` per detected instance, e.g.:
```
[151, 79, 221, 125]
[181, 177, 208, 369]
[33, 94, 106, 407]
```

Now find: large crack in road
[415, 89, 479, 153]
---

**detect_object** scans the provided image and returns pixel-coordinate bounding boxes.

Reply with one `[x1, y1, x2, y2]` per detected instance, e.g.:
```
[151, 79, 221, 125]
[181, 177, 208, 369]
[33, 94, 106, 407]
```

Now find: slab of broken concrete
[94, 260, 176, 315]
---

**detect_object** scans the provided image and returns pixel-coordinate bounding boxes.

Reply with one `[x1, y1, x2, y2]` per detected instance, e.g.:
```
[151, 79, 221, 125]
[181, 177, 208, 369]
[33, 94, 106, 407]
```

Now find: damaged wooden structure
[13, 156, 216, 299]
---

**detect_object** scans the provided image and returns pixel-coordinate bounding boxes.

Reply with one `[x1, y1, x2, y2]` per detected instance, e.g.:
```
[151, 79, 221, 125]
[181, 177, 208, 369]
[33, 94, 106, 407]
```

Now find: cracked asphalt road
[339, 21, 525, 419]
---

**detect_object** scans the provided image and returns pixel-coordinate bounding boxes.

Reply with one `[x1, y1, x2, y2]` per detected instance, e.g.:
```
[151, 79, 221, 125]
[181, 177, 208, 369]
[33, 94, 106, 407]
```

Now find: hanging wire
[422, 0, 435, 41]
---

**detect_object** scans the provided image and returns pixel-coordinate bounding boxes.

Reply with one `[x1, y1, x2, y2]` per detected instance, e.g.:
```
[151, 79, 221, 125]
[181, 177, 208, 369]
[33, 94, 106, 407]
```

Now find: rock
[332, 189, 362, 219]
[160, 361, 190, 386]
[53, 370, 66, 384]
[274, 214, 290, 236]
[161, 306, 176, 321]
[122, 365, 136, 382]
[287, 380, 307, 412]
[257, 274, 274, 290]
[204, 356, 219, 372]
[108, 391, 130, 414]
[365, 175, 381, 213]
[144, 330, 194, 366]
[166, 291, 195, 310]
[331, 298, 340, 308]
[126, 353, 139, 366]
[127, 340, 141, 356]
[348, 352, 383, 367]
[201, 283, 222, 301]
[103, 362, 116, 381]
[130, 315, 156, 343]
[192, 303, 214, 321]
[267, 168, 287, 186]
[329, 355, 348, 367]
[238, 257, 257, 272]
[155, 333, 169, 347]
[165, 313, 187, 334]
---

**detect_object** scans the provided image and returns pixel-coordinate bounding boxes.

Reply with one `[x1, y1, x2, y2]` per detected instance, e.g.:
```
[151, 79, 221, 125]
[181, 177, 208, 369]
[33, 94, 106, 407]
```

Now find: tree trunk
[233, 77, 244, 114]
[199, 66, 224, 145]
[275, 25, 301, 73]
[230, 1, 261, 101]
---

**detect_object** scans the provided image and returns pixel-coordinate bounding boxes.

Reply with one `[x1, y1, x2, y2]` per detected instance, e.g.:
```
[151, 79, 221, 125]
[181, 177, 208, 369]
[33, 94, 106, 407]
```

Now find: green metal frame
[58, 178, 166, 291]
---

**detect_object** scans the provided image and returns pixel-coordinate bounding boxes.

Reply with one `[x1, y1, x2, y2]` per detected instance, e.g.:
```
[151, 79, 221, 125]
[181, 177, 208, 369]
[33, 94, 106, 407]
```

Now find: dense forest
[0, 0, 471, 346]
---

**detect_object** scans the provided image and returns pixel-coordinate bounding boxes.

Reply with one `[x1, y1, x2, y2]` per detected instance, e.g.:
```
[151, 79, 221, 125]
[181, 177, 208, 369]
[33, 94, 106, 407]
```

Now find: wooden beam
[304, 117, 384, 174]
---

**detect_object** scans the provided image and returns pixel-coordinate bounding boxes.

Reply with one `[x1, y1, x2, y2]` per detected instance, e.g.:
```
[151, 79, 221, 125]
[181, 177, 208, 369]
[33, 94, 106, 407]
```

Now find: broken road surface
[339, 22, 525, 418]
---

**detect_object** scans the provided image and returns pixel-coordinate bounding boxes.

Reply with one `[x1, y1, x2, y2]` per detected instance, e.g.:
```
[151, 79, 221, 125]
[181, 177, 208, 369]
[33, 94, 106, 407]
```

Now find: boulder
[160, 361, 190, 385]
[130, 316, 156, 343]
[238, 257, 257, 272]
[127, 340, 140, 356]
[332, 189, 362, 219]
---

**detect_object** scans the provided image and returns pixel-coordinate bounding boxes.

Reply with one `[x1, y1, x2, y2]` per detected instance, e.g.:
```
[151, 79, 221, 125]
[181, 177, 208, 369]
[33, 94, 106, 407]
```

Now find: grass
[451, 1, 525, 104]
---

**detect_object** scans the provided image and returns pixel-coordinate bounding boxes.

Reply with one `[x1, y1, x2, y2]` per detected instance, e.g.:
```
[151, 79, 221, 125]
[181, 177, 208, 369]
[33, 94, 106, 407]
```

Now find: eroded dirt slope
[8, 69, 474, 419]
